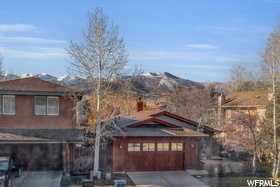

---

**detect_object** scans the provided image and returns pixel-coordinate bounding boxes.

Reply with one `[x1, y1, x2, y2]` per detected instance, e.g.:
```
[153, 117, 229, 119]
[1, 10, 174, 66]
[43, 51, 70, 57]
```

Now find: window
[34, 96, 59, 116]
[47, 97, 59, 115]
[0, 95, 16, 115]
[171, 143, 183, 151]
[157, 143, 169, 151]
[128, 143, 140, 152]
[143, 143, 155, 151]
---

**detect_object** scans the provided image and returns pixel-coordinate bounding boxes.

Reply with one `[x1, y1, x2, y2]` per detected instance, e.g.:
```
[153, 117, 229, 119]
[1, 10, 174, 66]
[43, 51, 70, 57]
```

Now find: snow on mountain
[1, 72, 203, 92]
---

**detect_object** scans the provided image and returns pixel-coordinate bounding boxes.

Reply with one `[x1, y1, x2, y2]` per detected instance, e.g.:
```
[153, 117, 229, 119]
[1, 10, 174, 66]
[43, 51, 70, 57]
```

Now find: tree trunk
[93, 61, 102, 178]
[252, 151, 256, 175]
[272, 60, 278, 178]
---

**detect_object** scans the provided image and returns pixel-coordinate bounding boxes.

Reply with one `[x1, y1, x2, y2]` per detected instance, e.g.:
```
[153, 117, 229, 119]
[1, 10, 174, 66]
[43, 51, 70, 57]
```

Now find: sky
[0, 0, 279, 82]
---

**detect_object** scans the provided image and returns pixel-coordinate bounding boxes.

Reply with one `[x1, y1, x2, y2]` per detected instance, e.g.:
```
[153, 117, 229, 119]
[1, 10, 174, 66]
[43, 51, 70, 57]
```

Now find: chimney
[217, 94, 225, 128]
[136, 97, 144, 112]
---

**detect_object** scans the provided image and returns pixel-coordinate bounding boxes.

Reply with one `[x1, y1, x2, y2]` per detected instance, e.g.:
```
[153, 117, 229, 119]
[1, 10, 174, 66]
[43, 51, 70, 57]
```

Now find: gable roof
[128, 117, 180, 128]
[150, 110, 217, 133]
[0, 77, 72, 94]
[116, 109, 217, 137]
[121, 108, 162, 121]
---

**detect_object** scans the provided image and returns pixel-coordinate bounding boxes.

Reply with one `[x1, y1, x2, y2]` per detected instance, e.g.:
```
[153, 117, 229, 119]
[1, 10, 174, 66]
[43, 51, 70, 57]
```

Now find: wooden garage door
[113, 138, 185, 171]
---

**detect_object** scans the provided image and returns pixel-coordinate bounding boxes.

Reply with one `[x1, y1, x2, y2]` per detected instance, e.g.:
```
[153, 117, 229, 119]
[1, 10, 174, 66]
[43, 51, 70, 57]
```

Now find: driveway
[15, 171, 62, 187]
[128, 171, 209, 187]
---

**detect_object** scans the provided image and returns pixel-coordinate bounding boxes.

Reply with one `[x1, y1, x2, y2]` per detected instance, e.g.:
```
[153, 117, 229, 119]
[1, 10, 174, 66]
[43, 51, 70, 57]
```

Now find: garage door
[0, 144, 63, 170]
[113, 139, 185, 171]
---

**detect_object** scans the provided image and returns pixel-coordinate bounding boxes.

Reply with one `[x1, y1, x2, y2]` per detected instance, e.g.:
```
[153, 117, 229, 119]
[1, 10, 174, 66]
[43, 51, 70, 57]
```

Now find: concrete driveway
[128, 171, 209, 187]
[15, 171, 62, 187]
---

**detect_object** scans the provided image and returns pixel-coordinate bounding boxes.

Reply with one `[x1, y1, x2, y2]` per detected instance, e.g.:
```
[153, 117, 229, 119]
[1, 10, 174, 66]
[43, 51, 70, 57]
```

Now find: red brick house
[101, 105, 217, 172]
[0, 77, 82, 172]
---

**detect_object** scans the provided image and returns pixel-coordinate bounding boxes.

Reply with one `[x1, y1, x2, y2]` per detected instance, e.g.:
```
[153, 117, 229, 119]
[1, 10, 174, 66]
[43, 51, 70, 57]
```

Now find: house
[216, 90, 268, 128]
[100, 101, 217, 172]
[215, 90, 269, 149]
[0, 77, 82, 172]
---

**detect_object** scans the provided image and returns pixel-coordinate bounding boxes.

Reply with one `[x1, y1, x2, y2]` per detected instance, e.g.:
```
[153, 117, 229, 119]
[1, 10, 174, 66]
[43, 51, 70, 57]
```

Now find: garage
[0, 143, 63, 170]
[112, 137, 197, 172]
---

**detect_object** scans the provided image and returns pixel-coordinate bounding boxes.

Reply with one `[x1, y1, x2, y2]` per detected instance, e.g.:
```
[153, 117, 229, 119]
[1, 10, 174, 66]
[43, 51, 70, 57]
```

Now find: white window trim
[47, 96, 59, 116]
[34, 96, 59, 116]
[2, 95, 16, 115]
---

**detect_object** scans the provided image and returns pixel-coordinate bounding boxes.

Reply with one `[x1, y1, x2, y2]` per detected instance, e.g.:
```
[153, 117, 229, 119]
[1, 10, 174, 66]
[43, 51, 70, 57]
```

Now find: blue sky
[0, 0, 279, 82]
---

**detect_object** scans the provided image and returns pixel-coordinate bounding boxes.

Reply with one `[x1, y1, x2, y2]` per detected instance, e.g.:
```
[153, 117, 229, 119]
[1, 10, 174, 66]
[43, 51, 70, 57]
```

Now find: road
[15, 171, 62, 187]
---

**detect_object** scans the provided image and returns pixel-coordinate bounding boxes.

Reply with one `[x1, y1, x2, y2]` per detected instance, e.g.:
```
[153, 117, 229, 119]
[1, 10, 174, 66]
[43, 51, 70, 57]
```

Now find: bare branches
[165, 86, 213, 125]
[66, 8, 128, 176]
[262, 20, 280, 178]
[67, 8, 127, 87]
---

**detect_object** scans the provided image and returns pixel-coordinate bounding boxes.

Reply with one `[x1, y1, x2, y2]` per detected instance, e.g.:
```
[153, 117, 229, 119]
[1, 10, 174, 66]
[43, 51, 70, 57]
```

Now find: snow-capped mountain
[0, 72, 203, 93]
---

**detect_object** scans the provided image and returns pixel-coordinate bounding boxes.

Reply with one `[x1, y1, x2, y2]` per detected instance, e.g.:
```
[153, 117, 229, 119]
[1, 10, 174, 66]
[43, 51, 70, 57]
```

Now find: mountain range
[1, 72, 204, 93]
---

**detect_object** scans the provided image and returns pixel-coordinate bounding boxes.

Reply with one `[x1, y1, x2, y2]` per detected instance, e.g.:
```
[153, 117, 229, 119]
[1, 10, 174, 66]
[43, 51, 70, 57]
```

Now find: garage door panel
[114, 138, 185, 172]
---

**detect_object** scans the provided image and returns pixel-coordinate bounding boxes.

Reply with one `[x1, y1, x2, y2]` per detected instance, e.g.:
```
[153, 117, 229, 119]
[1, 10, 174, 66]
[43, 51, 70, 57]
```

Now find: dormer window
[0, 95, 16, 115]
[34, 96, 59, 116]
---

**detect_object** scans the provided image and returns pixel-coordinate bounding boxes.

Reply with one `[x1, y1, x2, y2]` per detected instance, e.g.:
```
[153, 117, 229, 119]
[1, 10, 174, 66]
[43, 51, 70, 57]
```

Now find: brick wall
[0, 95, 76, 129]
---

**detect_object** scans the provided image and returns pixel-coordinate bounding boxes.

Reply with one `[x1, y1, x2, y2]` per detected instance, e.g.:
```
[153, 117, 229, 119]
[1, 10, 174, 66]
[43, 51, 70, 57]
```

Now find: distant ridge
[1, 72, 204, 93]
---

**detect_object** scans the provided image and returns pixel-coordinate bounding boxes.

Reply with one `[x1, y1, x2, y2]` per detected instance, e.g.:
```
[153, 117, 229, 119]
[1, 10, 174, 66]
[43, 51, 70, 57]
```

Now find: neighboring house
[217, 90, 268, 127]
[0, 77, 82, 172]
[215, 90, 269, 149]
[100, 102, 217, 172]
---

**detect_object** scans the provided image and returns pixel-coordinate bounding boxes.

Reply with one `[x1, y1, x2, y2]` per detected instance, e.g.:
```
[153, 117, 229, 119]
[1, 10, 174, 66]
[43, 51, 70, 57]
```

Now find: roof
[162, 128, 209, 137]
[223, 90, 269, 107]
[0, 77, 72, 94]
[113, 127, 208, 137]
[0, 129, 83, 143]
[115, 109, 216, 137]
[0, 132, 48, 142]
[121, 108, 162, 121]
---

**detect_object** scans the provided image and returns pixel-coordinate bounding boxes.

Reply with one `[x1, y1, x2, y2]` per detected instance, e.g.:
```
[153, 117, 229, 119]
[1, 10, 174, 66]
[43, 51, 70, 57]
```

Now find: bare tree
[165, 86, 214, 126]
[67, 8, 127, 177]
[230, 111, 260, 175]
[228, 64, 262, 92]
[263, 21, 280, 178]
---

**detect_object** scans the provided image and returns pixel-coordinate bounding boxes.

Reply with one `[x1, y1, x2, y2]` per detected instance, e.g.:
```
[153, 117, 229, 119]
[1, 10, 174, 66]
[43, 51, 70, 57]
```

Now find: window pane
[158, 143, 169, 151]
[143, 143, 155, 151]
[3, 95, 15, 115]
[171, 143, 183, 151]
[171, 143, 177, 151]
[47, 97, 59, 115]
[35, 96, 47, 115]
[177, 143, 183, 151]
[128, 143, 140, 152]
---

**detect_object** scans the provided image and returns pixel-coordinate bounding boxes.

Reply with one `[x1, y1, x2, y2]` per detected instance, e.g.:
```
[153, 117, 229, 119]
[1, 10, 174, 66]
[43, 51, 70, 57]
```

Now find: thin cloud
[129, 50, 250, 63]
[0, 36, 66, 44]
[185, 44, 218, 49]
[0, 47, 67, 59]
[0, 24, 38, 32]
